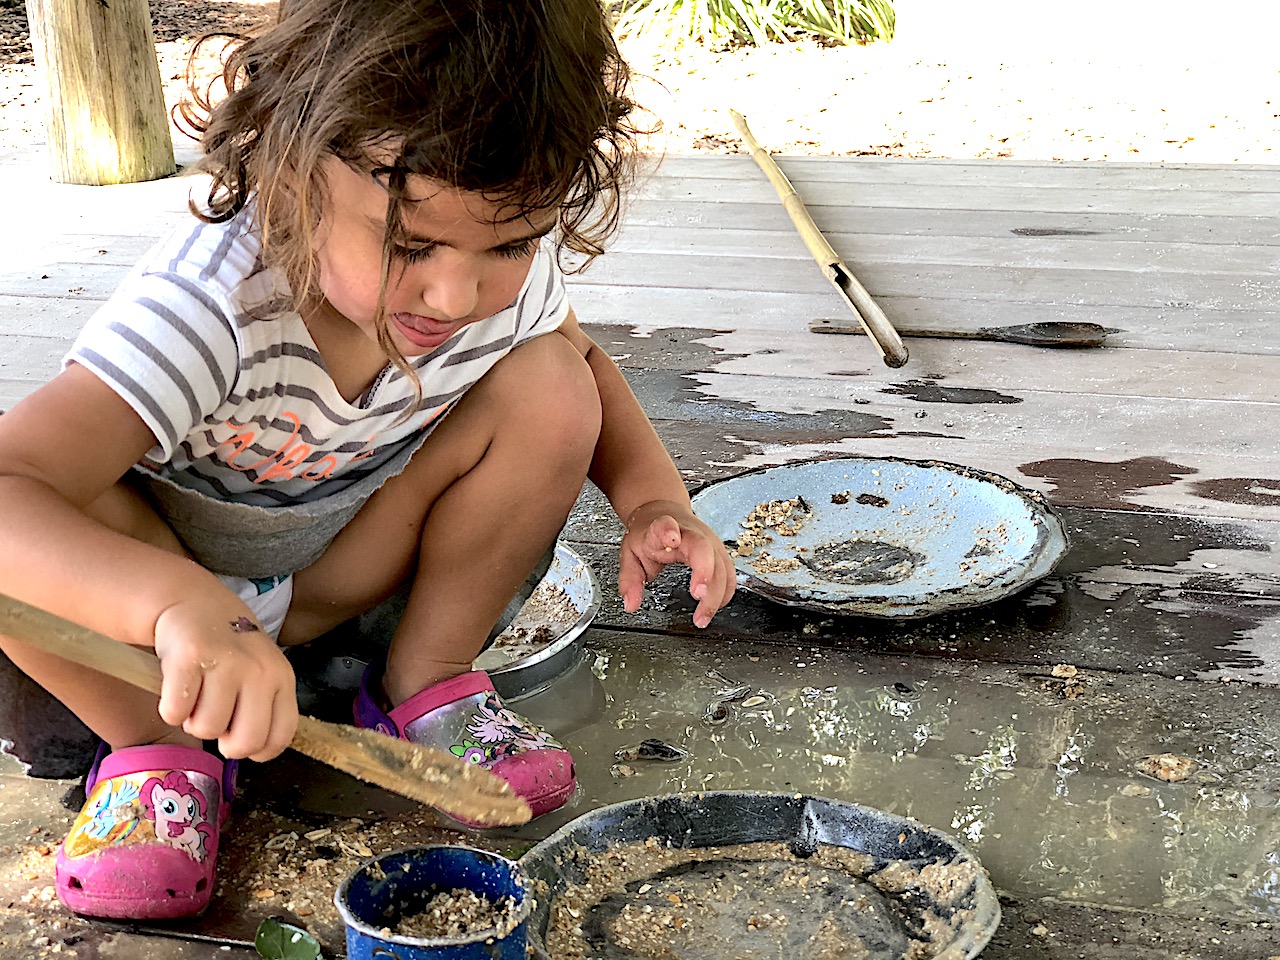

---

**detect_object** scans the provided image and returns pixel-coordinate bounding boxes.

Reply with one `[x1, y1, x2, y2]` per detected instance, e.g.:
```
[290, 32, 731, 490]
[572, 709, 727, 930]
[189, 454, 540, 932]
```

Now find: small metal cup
[335, 845, 531, 960]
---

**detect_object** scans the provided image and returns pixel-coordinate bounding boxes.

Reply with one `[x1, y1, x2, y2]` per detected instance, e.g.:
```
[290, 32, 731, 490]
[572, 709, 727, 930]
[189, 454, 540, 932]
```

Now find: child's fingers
[719, 550, 738, 608]
[217, 695, 262, 760]
[219, 678, 296, 761]
[619, 536, 676, 613]
[249, 691, 299, 763]
[686, 537, 732, 628]
[182, 668, 238, 742]
[157, 659, 202, 729]
[642, 515, 682, 558]
[218, 681, 280, 760]
[617, 548, 648, 613]
[225, 649, 297, 758]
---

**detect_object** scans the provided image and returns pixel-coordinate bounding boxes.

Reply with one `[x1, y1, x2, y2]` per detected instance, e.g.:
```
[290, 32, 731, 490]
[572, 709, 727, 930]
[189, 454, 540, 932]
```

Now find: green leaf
[254, 918, 323, 960]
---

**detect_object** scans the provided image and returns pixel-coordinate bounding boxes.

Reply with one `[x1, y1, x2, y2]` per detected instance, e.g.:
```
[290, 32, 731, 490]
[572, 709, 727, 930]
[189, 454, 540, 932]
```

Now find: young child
[0, 0, 735, 920]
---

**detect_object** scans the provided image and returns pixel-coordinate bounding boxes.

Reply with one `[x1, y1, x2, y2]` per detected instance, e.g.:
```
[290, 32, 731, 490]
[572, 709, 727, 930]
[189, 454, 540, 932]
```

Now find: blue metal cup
[334, 845, 531, 960]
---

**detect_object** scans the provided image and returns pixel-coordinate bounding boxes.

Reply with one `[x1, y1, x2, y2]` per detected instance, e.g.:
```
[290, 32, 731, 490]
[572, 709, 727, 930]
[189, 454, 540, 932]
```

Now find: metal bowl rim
[487, 541, 601, 679]
[520, 789, 1001, 960]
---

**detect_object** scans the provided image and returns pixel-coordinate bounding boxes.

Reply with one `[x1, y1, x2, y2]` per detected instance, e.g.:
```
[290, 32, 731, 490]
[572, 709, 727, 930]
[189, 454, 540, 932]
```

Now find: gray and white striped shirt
[67, 204, 569, 507]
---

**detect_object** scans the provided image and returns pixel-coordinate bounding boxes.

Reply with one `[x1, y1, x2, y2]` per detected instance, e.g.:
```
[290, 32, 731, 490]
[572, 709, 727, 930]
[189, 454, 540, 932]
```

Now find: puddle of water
[514, 630, 1280, 923]
[0, 751, 25, 777]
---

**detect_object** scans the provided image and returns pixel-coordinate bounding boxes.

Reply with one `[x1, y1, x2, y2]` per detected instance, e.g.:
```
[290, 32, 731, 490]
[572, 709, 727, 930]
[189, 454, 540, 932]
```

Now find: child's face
[314, 157, 555, 356]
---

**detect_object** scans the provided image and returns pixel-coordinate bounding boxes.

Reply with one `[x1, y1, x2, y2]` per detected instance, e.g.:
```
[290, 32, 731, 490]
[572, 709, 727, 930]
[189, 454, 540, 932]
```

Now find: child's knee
[499, 335, 602, 457]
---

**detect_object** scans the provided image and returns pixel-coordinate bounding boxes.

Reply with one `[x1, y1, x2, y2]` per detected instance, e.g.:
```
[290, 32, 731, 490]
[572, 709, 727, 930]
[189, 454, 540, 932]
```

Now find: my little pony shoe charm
[55, 743, 233, 919]
[354, 667, 576, 821]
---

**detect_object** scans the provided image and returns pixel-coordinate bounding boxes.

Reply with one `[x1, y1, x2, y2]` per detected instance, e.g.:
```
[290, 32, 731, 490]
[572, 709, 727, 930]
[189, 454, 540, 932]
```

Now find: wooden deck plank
[651, 155, 1280, 191]
[586, 324, 1280, 405]
[7, 224, 1273, 289]
[657, 368, 1280, 459]
[623, 199, 1280, 246]
[572, 251, 1280, 307]
[9, 253, 1272, 315]
[599, 354, 1280, 522]
[0, 334, 66, 384]
[8, 324, 1279, 517]
[608, 224, 1280, 275]
[654, 428, 1280, 524]
[568, 286, 1279, 353]
[633, 175, 1280, 217]
[0, 296, 98, 338]
[9, 245, 1271, 350]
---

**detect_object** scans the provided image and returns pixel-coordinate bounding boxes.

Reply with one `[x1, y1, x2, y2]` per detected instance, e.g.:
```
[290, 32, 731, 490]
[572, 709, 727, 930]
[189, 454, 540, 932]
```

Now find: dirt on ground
[0, 0, 1276, 162]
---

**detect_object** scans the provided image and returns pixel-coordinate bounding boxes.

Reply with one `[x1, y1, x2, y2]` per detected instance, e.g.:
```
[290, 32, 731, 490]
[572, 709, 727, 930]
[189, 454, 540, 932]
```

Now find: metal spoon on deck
[810, 318, 1109, 348]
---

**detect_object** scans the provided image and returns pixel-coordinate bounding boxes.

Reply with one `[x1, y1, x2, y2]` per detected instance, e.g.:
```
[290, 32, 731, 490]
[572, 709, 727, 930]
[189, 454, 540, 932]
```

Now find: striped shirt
[67, 204, 569, 507]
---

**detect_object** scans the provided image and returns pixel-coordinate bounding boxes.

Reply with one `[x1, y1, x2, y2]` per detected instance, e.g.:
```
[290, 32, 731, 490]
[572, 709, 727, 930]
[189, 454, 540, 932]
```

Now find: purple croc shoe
[55, 743, 235, 919]
[354, 665, 576, 822]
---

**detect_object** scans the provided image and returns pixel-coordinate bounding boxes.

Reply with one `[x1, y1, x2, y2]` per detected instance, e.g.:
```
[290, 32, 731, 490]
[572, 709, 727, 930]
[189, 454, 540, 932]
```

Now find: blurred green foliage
[611, 0, 895, 48]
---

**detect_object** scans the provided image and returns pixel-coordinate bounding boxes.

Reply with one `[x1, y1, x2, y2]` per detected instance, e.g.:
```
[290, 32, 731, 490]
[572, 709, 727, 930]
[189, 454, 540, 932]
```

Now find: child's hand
[619, 500, 737, 628]
[152, 598, 298, 762]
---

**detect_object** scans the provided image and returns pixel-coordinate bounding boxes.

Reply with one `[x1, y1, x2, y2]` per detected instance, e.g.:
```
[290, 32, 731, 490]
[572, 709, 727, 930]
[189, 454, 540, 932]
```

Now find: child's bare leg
[0, 483, 199, 750]
[284, 332, 601, 704]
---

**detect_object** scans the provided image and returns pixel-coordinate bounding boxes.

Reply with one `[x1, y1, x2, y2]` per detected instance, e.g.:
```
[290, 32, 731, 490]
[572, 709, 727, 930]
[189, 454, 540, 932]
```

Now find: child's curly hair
[178, 0, 639, 378]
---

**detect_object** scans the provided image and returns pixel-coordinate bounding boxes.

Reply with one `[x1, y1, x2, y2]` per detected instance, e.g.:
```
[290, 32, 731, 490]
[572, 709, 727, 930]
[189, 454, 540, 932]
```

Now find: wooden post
[25, 0, 175, 185]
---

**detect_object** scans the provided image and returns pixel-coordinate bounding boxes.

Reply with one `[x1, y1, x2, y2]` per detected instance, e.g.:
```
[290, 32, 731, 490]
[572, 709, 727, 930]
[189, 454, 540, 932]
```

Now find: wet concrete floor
[2, 146, 1279, 957]
[3, 421, 1280, 957]
[6, 619, 1280, 957]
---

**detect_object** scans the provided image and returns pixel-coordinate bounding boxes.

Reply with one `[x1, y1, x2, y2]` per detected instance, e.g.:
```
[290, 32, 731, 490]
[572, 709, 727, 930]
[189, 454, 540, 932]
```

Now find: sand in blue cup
[335, 845, 531, 960]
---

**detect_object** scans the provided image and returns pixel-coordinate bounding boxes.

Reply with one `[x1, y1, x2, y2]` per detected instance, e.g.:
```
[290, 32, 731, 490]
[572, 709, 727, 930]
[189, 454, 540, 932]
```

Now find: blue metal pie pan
[692, 457, 1068, 619]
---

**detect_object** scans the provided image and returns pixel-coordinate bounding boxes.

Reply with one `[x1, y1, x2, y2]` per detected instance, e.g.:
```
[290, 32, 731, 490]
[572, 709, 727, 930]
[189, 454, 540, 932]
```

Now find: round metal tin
[521, 791, 1000, 960]
[692, 457, 1068, 619]
[291, 542, 600, 715]
[336, 844, 532, 959]
[478, 542, 601, 701]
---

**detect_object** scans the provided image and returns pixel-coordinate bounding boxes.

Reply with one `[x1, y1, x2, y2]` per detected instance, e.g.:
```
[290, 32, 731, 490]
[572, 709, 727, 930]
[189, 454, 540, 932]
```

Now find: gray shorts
[133, 426, 434, 580]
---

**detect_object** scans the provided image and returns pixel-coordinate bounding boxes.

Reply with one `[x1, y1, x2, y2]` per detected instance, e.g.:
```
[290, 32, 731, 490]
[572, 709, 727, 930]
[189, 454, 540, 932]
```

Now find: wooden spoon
[0, 593, 531, 827]
[811, 318, 1109, 348]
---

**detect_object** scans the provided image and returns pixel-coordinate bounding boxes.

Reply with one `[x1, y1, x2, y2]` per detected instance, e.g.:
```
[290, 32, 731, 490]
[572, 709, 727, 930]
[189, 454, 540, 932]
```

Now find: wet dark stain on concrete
[591, 329, 985, 467]
[1190, 477, 1280, 508]
[1020, 456, 1198, 509]
[626, 365, 894, 482]
[0, 651, 96, 779]
[1055, 505, 1273, 576]
[883, 379, 1024, 405]
[652, 416, 883, 484]
[1010, 227, 1101, 237]
[572, 502, 1279, 679]
[584, 324, 745, 371]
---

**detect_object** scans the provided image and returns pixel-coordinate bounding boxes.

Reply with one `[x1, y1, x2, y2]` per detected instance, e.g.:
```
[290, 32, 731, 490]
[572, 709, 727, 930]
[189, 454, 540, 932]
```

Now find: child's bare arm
[0, 364, 296, 760]
[555, 312, 736, 627]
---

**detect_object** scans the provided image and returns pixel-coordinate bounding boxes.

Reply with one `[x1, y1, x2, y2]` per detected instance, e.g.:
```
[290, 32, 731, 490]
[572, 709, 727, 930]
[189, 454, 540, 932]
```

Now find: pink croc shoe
[354, 667, 575, 822]
[55, 743, 233, 919]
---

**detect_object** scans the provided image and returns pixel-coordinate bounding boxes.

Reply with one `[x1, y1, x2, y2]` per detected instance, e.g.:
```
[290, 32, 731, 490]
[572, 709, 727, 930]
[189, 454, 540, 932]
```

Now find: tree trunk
[25, 0, 175, 185]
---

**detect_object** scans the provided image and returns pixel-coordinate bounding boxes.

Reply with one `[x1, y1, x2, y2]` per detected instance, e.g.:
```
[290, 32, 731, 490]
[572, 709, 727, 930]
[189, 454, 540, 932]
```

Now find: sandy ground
[0, 0, 1277, 163]
[622, 0, 1280, 162]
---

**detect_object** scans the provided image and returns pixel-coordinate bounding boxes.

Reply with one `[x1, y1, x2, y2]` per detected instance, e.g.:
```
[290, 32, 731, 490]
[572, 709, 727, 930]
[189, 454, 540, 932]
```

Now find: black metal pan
[521, 791, 1000, 959]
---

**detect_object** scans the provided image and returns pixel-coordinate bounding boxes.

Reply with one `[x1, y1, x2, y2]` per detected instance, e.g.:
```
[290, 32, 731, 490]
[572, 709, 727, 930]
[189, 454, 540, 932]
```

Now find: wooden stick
[730, 109, 909, 368]
[0, 594, 531, 827]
